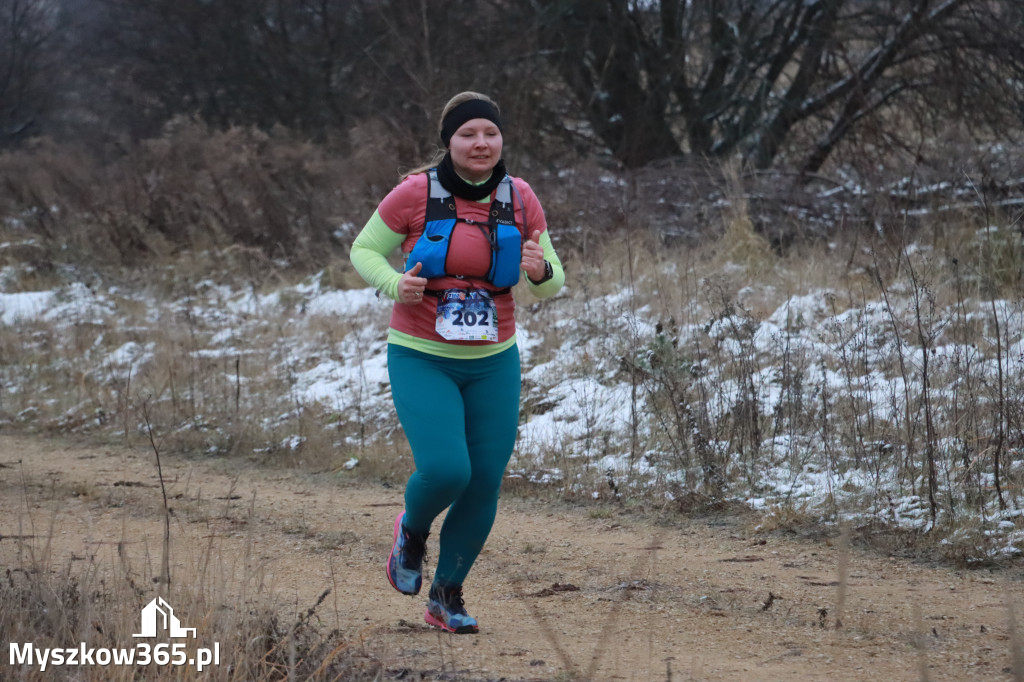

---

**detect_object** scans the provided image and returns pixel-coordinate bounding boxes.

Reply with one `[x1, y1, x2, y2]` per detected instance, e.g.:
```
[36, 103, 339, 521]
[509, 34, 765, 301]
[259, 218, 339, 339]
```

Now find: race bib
[435, 289, 498, 342]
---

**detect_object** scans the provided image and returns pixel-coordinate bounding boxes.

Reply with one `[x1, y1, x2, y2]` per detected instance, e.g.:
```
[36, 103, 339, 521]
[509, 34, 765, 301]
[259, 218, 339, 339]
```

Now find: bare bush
[0, 122, 378, 271]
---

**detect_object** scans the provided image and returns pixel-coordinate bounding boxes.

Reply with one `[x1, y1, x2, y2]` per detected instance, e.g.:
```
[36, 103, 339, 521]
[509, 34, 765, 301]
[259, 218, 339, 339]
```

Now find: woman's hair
[401, 92, 501, 179]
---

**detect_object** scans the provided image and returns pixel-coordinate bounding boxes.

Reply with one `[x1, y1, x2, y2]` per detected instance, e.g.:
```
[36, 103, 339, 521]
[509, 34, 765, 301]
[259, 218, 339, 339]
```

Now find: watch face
[529, 260, 553, 285]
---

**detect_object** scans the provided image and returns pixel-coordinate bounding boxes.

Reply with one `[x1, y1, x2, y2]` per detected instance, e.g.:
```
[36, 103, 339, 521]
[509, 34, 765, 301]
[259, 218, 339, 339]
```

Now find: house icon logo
[133, 597, 197, 638]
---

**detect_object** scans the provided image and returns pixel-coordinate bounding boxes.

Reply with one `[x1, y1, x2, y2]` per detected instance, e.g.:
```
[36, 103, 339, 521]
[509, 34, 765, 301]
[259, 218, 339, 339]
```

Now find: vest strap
[410, 169, 522, 289]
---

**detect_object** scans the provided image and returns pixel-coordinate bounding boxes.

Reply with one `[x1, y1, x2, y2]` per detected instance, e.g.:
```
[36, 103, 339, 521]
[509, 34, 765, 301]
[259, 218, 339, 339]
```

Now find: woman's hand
[521, 231, 546, 282]
[398, 261, 428, 305]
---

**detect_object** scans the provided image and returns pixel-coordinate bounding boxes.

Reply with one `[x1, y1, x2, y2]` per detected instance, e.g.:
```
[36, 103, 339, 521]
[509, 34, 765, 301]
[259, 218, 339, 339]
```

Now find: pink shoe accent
[424, 608, 479, 634]
[424, 609, 450, 631]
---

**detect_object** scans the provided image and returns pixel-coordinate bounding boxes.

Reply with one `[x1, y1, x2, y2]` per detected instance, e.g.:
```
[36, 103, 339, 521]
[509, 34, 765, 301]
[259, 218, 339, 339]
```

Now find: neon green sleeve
[525, 230, 565, 299]
[349, 210, 405, 301]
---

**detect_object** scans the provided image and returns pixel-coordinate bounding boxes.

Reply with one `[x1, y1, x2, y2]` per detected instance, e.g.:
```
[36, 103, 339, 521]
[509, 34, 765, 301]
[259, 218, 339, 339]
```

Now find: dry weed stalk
[1010, 599, 1024, 682]
[912, 602, 931, 682]
[519, 531, 666, 681]
[834, 522, 850, 630]
[142, 401, 172, 589]
[2, 456, 380, 680]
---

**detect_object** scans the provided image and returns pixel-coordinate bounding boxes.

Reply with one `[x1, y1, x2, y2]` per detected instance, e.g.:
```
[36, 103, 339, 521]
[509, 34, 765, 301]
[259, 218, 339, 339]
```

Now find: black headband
[439, 99, 502, 147]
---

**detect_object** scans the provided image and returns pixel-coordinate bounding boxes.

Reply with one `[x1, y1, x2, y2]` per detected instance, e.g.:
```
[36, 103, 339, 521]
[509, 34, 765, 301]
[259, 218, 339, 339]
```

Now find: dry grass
[0, 123, 371, 277]
[0, 492, 382, 681]
[511, 166, 1024, 558]
[2, 126, 1024, 567]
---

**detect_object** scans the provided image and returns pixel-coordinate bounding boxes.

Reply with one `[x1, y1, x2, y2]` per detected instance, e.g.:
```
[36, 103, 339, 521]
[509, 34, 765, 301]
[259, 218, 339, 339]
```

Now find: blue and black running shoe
[385, 512, 427, 595]
[424, 583, 479, 634]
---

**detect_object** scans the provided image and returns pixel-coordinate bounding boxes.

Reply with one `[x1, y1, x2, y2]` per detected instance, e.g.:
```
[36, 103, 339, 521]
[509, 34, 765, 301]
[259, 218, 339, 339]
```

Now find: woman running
[349, 91, 565, 633]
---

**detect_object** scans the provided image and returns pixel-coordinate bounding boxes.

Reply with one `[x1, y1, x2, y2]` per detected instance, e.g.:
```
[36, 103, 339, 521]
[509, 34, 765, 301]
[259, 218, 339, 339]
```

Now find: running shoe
[424, 583, 479, 634]
[385, 511, 427, 595]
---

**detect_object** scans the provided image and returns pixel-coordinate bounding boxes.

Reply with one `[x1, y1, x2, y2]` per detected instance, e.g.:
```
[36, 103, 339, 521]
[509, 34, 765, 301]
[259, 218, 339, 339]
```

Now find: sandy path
[0, 434, 1021, 681]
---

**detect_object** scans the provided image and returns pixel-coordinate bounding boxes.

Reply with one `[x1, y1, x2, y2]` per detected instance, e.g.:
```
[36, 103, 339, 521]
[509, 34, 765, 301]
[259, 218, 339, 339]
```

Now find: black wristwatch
[529, 259, 554, 285]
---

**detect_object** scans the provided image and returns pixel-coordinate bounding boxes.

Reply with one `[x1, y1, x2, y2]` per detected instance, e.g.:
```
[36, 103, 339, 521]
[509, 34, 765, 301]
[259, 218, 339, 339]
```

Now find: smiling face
[447, 118, 503, 183]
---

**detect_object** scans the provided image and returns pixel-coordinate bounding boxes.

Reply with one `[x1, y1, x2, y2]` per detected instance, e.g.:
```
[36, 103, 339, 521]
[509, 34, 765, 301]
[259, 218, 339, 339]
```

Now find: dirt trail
[1, 434, 1021, 681]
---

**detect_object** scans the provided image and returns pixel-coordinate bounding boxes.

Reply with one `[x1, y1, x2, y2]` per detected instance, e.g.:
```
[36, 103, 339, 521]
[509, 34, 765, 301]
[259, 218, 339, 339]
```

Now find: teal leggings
[387, 343, 521, 586]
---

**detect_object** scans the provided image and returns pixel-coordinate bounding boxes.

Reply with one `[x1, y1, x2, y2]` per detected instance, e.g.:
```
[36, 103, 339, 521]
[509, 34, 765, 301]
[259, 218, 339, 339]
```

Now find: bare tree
[52, 0, 559, 166]
[0, 0, 60, 147]
[13, 0, 547, 153]
[88, 0, 360, 136]
[19, 0, 1022, 179]
[528, 0, 1024, 171]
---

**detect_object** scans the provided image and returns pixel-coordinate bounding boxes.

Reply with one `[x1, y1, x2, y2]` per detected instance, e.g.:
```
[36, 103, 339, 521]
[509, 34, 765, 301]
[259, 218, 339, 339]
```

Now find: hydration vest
[405, 168, 523, 290]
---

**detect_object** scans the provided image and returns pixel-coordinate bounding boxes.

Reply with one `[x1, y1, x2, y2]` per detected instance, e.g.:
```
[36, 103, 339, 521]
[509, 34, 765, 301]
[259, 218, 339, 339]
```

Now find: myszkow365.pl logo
[9, 597, 221, 673]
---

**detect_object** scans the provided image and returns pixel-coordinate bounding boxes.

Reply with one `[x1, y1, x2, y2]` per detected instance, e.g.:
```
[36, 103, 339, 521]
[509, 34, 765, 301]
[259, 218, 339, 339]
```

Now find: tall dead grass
[0, 121, 379, 279]
[2, 127, 1024, 565]
[1, 483, 381, 681]
[513, 162, 1024, 565]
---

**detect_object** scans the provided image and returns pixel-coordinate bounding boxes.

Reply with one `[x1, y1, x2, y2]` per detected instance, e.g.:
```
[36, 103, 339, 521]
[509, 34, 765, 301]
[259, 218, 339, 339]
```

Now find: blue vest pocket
[407, 218, 455, 279]
[489, 223, 522, 289]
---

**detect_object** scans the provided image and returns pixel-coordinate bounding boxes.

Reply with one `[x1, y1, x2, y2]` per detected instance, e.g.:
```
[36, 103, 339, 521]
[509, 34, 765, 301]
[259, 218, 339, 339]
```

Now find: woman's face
[448, 118, 503, 183]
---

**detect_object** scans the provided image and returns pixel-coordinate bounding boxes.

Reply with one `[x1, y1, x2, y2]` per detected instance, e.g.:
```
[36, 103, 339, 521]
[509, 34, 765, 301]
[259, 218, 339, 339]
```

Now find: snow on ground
[2, 265, 1024, 559]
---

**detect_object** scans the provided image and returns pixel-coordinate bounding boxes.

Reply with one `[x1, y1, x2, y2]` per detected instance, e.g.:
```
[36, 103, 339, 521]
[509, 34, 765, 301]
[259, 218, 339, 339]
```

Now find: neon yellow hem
[386, 329, 517, 359]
